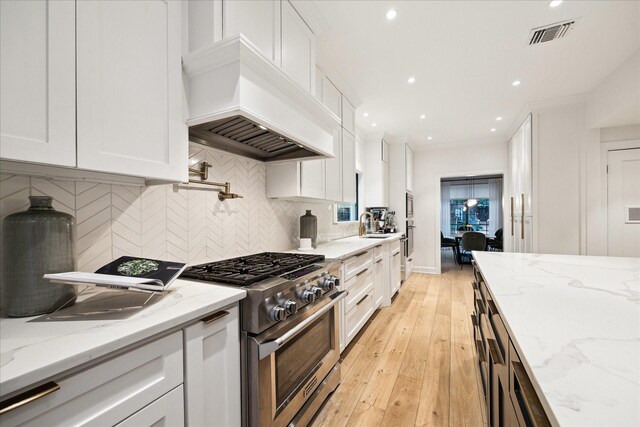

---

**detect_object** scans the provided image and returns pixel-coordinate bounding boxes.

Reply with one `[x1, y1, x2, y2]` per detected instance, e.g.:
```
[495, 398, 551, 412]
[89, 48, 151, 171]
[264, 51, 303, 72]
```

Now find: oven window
[275, 312, 332, 408]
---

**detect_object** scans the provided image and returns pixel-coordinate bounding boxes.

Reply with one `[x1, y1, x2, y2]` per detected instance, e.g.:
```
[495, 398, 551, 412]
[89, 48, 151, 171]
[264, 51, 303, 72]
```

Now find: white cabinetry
[372, 244, 385, 308]
[341, 130, 356, 203]
[116, 386, 184, 427]
[316, 70, 342, 119]
[184, 305, 241, 427]
[364, 138, 389, 207]
[341, 97, 356, 136]
[389, 240, 402, 297]
[76, 0, 186, 182]
[266, 160, 328, 200]
[341, 250, 374, 351]
[281, 1, 315, 92]
[223, 0, 280, 62]
[508, 115, 533, 253]
[0, 332, 183, 427]
[325, 130, 343, 202]
[0, 0, 75, 167]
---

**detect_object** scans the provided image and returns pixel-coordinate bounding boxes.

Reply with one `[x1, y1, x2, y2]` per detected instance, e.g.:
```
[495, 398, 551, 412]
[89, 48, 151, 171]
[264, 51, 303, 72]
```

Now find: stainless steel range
[181, 252, 345, 427]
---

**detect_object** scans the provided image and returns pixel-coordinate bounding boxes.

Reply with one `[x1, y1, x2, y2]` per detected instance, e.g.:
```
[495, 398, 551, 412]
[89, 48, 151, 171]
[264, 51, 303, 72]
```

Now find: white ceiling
[311, 1, 640, 147]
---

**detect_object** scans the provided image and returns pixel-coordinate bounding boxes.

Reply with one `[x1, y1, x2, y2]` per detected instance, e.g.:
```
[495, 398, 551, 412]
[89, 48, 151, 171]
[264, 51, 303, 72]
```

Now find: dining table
[448, 231, 495, 265]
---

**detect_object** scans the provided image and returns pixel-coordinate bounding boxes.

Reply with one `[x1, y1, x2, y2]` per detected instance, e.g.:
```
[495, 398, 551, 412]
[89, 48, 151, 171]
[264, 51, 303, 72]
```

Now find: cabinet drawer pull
[375, 244, 383, 248]
[353, 251, 368, 258]
[356, 268, 369, 277]
[0, 381, 60, 415]
[376, 259, 383, 264]
[487, 299, 498, 316]
[512, 361, 552, 427]
[201, 310, 229, 324]
[356, 294, 369, 306]
[392, 252, 400, 257]
[487, 338, 504, 365]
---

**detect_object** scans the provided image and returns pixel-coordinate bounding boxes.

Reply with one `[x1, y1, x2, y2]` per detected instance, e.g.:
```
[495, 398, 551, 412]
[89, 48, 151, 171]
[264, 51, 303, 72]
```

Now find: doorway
[607, 148, 640, 257]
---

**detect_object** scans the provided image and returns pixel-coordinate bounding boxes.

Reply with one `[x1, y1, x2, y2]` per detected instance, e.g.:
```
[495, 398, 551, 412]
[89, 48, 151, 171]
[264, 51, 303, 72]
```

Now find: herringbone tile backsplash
[0, 143, 357, 274]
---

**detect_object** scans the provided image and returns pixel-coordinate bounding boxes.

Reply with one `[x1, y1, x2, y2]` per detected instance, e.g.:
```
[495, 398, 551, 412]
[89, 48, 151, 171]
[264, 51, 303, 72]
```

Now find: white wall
[412, 141, 508, 274]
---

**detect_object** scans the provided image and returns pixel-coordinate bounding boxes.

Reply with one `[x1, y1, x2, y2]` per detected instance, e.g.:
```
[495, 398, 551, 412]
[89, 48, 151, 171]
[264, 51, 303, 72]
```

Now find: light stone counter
[0, 279, 245, 399]
[289, 233, 403, 260]
[472, 251, 640, 427]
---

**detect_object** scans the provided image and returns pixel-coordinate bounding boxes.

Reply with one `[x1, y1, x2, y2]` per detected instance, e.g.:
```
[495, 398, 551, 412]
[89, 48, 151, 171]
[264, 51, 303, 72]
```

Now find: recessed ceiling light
[496, 116, 503, 121]
[549, 0, 563, 7]
[512, 80, 521, 86]
[258, 125, 267, 130]
[420, 114, 426, 119]
[490, 128, 496, 132]
[386, 9, 397, 20]
[363, 112, 369, 117]
[427, 136, 433, 140]
[407, 76, 416, 84]
[372, 123, 377, 127]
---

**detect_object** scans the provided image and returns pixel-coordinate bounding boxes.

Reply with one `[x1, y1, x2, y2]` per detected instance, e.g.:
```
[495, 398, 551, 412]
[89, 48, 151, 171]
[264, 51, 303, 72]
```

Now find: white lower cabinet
[390, 240, 402, 297]
[183, 305, 241, 427]
[0, 332, 183, 427]
[373, 257, 384, 309]
[341, 250, 374, 350]
[116, 386, 184, 427]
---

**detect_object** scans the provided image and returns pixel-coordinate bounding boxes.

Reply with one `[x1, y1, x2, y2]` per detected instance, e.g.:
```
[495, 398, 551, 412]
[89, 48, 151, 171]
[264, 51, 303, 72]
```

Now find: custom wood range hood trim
[182, 35, 340, 162]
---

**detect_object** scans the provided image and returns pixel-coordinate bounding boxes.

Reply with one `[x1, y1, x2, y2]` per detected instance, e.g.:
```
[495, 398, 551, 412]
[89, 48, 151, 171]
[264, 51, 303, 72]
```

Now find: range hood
[182, 35, 340, 162]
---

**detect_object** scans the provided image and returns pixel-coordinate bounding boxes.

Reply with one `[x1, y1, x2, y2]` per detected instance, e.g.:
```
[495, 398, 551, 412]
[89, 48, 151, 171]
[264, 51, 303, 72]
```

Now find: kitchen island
[472, 251, 640, 427]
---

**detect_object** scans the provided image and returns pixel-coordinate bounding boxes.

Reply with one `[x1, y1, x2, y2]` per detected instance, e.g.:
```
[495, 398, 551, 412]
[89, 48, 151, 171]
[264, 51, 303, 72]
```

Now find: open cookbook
[44, 256, 187, 292]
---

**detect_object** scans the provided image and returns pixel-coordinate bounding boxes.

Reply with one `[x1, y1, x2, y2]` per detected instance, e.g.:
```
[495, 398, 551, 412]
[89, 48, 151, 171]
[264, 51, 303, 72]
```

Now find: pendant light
[467, 176, 478, 207]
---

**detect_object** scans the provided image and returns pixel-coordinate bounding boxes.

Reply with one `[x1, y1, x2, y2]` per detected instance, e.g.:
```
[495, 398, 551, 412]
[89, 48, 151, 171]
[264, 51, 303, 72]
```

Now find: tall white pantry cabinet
[508, 114, 533, 253]
[0, 0, 188, 182]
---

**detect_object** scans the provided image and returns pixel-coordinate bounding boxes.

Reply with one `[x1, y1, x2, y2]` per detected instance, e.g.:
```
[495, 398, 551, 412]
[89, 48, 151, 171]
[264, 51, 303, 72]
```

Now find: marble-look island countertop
[289, 233, 403, 259]
[0, 279, 245, 399]
[472, 251, 640, 427]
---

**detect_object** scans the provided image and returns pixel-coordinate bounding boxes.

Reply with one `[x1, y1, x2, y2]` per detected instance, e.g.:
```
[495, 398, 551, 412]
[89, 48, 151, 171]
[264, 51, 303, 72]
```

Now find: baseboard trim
[413, 266, 438, 275]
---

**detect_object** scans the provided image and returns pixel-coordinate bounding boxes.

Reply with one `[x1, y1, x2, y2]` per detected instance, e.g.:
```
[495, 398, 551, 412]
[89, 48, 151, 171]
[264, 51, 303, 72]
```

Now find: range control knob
[321, 276, 337, 291]
[284, 299, 298, 315]
[302, 289, 316, 303]
[270, 305, 286, 321]
[310, 286, 323, 299]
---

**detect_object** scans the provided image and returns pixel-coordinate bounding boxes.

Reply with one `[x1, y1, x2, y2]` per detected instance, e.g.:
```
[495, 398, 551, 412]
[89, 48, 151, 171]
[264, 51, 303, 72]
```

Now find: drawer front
[1, 332, 183, 427]
[373, 244, 384, 261]
[116, 385, 184, 427]
[486, 299, 508, 364]
[345, 288, 375, 346]
[344, 268, 374, 312]
[509, 341, 552, 427]
[344, 250, 373, 280]
[389, 239, 401, 255]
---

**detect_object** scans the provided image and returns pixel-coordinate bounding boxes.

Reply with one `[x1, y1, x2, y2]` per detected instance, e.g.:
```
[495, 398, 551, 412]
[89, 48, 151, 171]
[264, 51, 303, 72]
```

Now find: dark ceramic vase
[2, 196, 77, 317]
[300, 210, 318, 248]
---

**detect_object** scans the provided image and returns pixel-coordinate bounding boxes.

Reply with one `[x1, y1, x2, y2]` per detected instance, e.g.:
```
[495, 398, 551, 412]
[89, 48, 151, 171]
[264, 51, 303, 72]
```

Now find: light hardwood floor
[310, 253, 486, 427]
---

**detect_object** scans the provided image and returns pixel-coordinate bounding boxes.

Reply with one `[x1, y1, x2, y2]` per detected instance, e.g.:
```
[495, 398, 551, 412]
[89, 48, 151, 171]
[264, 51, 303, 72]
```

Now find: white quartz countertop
[289, 233, 402, 259]
[0, 279, 245, 398]
[472, 251, 640, 427]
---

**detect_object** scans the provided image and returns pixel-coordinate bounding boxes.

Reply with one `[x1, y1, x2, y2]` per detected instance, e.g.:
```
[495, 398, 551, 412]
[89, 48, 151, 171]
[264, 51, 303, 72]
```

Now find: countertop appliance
[181, 252, 344, 427]
[366, 207, 397, 233]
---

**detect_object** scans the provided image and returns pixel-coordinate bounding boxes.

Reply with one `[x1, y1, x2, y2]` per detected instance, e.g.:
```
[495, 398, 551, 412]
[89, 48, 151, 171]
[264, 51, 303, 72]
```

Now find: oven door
[247, 291, 346, 427]
[406, 219, 414, 256]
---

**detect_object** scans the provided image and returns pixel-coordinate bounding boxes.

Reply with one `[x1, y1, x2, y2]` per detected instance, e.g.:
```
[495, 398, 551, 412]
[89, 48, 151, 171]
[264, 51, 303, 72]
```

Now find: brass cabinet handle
[201, 310, 229, 324]
[353, 251, 368, 258]
[356, 268, 369, 277]
[356, 294, 369, 306]
[487, 338, 504, 365]
[376, 259, 383, 264]
[521, 193, 525, 240]
[0, 381, 60, 415]
[512, 361, 552, 427]
[510, 197, 515, 236]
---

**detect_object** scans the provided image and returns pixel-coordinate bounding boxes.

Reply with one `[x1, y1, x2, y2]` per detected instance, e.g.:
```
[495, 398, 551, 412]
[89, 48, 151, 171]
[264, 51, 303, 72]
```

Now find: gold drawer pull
[355, 268, 369, 277]
[487, 338, 504, 365]
[201, 310, 229, 324]
[0, 381, 60, 415]
[512, 361, 552, 427]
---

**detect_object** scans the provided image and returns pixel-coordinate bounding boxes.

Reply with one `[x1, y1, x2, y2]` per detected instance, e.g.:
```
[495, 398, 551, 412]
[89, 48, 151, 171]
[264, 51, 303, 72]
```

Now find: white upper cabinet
[300, 159, 326, 199]
[364, 138, 389, 207]
[0, 0, 76, 167]
[76, 0, 187, 182]
[342, 130, 356, 203]
[406, 145, 414, 192]
[321, 77, 342, 120]
[223, 0, 280, 63]
[281, 0, 315, 92]
[325, 130, 342, 202]
[341, 97, 356, 136]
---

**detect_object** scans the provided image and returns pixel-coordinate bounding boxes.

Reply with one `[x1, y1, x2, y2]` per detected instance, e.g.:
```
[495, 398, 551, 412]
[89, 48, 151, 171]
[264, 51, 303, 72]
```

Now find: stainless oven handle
[258, 291, 348, 360]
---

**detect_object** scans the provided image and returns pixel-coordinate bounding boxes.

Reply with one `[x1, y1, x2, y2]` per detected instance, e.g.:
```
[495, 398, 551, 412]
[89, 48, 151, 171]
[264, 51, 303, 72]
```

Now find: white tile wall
[0, 144, 358, 276]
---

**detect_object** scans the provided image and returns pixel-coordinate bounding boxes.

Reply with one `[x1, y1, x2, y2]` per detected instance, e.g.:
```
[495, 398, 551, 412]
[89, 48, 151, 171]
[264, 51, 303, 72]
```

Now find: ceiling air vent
[529, 19, 577, 45]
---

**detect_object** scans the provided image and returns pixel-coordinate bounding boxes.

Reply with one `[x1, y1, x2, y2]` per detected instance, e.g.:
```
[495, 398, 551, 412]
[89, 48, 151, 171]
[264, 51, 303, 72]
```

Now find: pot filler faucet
[188, 161, 243, 201]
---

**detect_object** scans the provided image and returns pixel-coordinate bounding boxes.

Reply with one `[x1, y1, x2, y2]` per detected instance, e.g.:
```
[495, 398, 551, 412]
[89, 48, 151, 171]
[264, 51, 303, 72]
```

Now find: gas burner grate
[180, 252, 325, 286]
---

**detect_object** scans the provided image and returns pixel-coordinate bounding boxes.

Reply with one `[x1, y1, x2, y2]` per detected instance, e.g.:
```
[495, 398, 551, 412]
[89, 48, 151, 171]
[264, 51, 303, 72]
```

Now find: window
[449, 198, 490, 233]
[336, 173, 359, 222]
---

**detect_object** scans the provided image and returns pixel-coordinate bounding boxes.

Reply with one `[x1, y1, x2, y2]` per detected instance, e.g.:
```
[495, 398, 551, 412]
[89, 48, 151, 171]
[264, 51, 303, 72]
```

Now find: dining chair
[458, 225, 474, 231]
[459, 231, 486, 268]
[487, 228, 503, 251]
[441, 231, 458, 263]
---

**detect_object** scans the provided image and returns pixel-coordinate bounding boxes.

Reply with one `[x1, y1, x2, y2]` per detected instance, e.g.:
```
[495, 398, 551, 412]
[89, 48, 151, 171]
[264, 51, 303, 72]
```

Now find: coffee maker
[366, 207, 397, 233]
